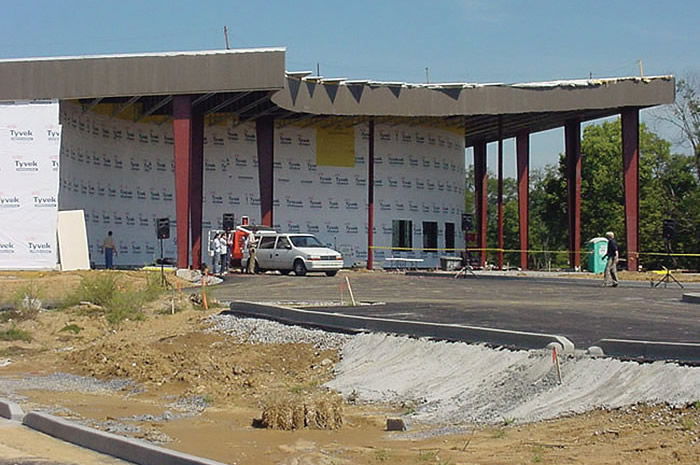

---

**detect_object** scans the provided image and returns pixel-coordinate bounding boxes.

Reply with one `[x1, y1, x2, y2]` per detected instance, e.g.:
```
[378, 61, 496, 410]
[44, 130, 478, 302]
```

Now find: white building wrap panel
[58, 102, 465, 269]
[0, 101, 61, 269]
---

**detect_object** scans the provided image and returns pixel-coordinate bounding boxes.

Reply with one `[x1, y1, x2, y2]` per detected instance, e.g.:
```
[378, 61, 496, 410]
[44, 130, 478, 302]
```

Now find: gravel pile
[166, 395, 211, 414]
[0, 373, 134, 398]
[206, 314, 354, 351]
[80, 418, 173, 444]
[327, 333, 700, 425]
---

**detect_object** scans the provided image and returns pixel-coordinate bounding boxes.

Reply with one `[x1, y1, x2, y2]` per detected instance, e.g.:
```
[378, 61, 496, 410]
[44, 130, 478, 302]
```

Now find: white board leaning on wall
[56, 210, 90, 271]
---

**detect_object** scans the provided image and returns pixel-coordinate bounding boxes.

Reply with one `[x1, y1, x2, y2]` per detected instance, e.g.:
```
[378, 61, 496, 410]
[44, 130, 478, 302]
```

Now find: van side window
[276, 236, 291, 249]
[258, 236, 276, 249]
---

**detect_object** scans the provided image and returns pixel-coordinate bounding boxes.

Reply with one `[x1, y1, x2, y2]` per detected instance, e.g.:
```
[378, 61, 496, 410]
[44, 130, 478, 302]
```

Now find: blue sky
[1, 0, 697, 176]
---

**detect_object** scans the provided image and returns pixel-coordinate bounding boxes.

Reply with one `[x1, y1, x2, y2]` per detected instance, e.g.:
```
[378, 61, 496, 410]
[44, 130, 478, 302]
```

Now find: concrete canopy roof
[0, 48, 675, 145]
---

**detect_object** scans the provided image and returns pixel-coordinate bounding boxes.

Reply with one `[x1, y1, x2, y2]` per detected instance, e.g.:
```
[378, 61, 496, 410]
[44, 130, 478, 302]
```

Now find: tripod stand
[653, 266, 684, 288]
[652, 239, 683, 289]
[454, 250, 477, 279]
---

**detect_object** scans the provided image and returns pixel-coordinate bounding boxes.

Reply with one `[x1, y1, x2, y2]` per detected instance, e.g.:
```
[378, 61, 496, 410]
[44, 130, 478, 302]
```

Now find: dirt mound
[66, 332, 339, 402]
[260, 392, 343, 430]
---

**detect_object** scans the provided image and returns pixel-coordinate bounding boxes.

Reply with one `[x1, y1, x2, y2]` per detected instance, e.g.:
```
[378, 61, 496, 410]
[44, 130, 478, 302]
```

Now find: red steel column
[256, 116, 274, 227]
[516, 131, 530, 270]
[473, 141, 488, 267]
[565, 120, 582, 270]
[367, 118, 375, 270]
[621, 108, 640, 271]
[190, 110, 204, 269]
[497, 118, 504, 270]
[173, 95, 193, 269]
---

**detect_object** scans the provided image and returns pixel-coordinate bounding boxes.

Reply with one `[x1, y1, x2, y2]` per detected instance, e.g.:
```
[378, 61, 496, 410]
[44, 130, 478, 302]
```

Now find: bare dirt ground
[0, 270, 699, 465]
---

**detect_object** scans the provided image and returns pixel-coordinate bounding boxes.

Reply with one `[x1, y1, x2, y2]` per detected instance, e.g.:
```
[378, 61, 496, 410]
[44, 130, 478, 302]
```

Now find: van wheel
[325, 270, 338, 277]
[294, 260, 307, 276]
[254, 260, 262, 274]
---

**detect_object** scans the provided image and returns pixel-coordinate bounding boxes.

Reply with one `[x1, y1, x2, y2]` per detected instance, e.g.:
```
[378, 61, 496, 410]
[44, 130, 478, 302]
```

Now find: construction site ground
[0, 269, 698, 465]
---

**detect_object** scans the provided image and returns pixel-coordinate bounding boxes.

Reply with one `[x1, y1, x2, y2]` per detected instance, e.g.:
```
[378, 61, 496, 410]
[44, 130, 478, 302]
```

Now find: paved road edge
[594, 339, 700, 363]
[227, 301, 575, 353]
[22, 412, 228, 465]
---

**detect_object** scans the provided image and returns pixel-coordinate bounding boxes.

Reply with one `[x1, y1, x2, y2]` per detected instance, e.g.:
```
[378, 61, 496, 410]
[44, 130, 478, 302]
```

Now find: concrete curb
[227, 301, 575, 353]
[682, 293, 700, 304]
[595, 339, 700, 363]
[0, 398, 24, 421]
[23, 412, 228, 465]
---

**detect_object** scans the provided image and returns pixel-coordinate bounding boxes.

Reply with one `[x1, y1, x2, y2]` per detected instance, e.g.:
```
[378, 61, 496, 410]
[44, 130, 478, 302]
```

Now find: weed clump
[63, 273, 165, 324]
[63, 273, 119, 308]
[59, 324, 83, 334]
[0, 326, 32, 342]
[10, 282, 43, 320]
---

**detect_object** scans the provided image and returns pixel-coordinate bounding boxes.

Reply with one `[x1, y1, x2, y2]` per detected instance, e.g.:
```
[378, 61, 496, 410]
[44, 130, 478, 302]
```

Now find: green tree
[657, 75, 700, 178]
[529, 166, 569, 268]
[464, 166, 521, 267]
[484, 176, 518, 267]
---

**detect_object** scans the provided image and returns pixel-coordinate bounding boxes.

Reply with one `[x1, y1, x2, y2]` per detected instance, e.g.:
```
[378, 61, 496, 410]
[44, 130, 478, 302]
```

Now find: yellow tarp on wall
[316, 127, 355, 167]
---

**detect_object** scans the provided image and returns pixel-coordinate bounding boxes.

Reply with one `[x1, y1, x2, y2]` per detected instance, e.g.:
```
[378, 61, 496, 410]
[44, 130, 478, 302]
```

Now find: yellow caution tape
[368, 245, 700, 257]
[633, 251, 700, 257]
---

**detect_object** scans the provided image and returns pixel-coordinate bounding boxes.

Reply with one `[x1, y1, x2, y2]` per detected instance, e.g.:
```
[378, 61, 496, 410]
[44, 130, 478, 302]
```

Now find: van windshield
[290, 235, 323, 248]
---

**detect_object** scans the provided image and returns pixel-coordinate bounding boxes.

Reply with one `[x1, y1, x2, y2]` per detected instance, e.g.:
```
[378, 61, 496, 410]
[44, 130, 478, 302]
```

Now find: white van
[244, 233, 343, 276]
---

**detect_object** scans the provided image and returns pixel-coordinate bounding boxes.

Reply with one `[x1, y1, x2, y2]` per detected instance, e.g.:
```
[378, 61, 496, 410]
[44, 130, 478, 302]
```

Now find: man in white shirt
[245, 232, 257, 274]
[212, 233, 223, 274]
[219, 233, 229, 275]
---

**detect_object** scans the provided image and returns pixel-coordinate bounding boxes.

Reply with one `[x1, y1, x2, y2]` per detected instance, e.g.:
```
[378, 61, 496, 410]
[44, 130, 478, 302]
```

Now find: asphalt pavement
[211, 271, 699, 348]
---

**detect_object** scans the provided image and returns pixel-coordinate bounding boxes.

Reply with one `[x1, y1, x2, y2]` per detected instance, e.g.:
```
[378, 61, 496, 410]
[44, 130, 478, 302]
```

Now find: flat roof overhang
[270, 74, 675, 145]
[0, 48, 286, 100]
[0, 49, 675, 145]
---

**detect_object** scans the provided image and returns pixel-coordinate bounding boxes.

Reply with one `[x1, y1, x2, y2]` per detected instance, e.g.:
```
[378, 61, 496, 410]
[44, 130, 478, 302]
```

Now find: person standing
[603, 231, 619, 287]
[246, 232, 257, 274]
[212, 233, 223, 274]
[102, 231, 117, 269]
[219, 232, 229, 276]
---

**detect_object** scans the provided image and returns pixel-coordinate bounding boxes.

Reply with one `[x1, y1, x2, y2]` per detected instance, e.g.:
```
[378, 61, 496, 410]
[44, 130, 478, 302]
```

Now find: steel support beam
[565, 120, 582, 270]
[137, 95, 173, 122]
[172, 95, 193, 269]
[205, 92, 251, 116]
[112, 95, 140, 117]
[367, 118, 375, 270]
[516, 131, 530, 270]
[190, 111, 204, 269]
[497, 118, 504, 270]
[82, 97, 103, 114]
[256, 116, 274, 227]
[473, 141, 488, 267]
[621, 108, 640, 271]
[192, 92, 216, 107]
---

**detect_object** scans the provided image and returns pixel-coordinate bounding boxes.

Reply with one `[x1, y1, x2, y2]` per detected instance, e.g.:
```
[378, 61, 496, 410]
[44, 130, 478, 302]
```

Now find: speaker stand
[159, 238, 171, 288]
